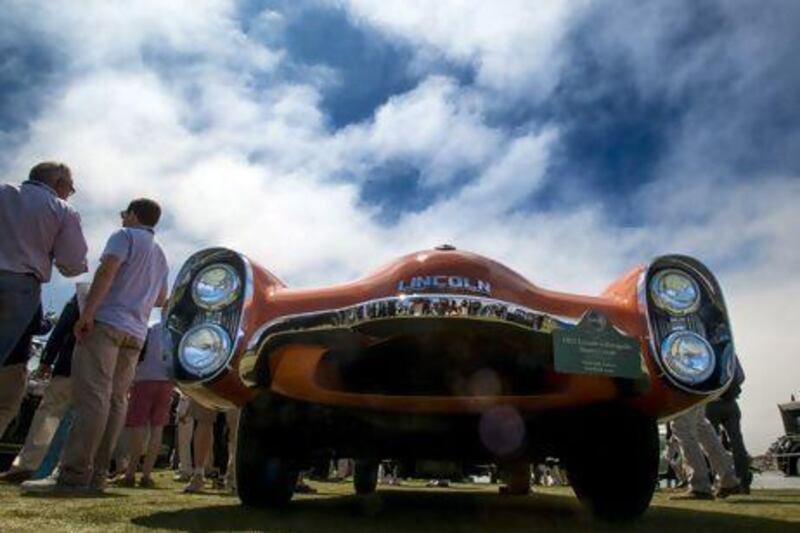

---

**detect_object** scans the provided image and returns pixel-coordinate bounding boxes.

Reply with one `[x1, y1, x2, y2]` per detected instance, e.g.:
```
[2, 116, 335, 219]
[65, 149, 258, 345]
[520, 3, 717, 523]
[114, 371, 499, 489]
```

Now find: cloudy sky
[2, 0, 798, 453]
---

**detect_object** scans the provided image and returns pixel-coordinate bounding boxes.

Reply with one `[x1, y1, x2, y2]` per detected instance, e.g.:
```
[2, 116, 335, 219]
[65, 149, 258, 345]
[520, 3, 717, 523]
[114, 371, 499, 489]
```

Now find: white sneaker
[183, 474, 205, 494]
[21, 477, 89, 495]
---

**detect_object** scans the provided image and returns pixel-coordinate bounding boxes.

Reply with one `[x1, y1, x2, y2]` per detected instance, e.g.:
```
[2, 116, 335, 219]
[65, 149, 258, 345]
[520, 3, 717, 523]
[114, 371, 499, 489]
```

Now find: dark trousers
[706, 398, 751, 488]
[0, 272, 40, 366]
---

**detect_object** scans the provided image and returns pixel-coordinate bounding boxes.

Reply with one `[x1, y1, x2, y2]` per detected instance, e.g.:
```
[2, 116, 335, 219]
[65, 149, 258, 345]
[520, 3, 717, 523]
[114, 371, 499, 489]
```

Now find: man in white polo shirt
[23, 198, 169, 495]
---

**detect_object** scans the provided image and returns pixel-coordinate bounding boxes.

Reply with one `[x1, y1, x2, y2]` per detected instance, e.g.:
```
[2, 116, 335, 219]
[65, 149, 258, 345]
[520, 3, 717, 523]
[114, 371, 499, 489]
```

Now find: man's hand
[74, 254, 122, 342]
[74, 314, 95, 341]
[33, 363, 53, 380]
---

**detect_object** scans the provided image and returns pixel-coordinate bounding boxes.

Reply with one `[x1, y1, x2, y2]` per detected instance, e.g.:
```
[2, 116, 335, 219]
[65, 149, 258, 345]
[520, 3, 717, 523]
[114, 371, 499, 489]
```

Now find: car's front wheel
[353, 459, 379, 494]
[236, 403, 299, 508]
[565, 407, 659, 521]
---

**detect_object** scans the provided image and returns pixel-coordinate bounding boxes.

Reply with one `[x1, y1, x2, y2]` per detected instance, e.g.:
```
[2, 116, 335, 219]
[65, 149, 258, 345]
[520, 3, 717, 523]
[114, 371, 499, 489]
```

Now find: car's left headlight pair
[192, 263, 241, 310]
[178, 324, 232, 378]
[180, 263, 241, 378]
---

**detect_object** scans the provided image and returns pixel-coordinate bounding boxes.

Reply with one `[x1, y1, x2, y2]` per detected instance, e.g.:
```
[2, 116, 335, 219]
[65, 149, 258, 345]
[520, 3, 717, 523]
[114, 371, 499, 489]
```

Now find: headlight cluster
[178, 324, 232, 378]
[660, 331, 715, 385]
[192, 264, 241, 310]
[649, 269, 700, 316]
[178, 263, 242, 378]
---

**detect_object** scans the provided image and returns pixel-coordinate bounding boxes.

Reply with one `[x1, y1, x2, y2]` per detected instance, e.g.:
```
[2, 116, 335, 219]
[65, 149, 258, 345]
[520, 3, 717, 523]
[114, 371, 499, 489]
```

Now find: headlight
[178, 324, 232, 377]
[660, 330, 715, 385]
[192, 264, 241, 310]
[649, 269, 701, 316]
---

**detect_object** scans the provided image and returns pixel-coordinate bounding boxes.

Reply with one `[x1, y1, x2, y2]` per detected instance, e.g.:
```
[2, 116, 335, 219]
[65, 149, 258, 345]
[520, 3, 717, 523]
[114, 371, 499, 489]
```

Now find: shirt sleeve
[102, 229, 131, 263]
[41, 297, 79, 367]
[162, 268, 169, 296]
[53, 208, 89, 277]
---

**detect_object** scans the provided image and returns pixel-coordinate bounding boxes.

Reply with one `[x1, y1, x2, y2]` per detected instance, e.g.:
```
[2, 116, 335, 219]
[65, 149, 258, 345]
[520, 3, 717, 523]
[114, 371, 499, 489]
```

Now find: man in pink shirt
[0, 161, 87, 366]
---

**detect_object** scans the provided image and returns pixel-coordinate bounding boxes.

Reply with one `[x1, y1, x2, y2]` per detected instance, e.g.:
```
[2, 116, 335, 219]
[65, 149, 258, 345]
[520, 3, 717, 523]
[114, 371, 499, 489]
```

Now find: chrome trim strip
[245, 292, 577, 354]
[226, 253, 255, 372]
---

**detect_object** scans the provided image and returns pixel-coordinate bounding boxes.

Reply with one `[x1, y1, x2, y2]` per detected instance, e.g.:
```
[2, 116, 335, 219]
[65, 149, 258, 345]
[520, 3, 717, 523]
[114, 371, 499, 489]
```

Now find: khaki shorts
[187, 399, 218, 424]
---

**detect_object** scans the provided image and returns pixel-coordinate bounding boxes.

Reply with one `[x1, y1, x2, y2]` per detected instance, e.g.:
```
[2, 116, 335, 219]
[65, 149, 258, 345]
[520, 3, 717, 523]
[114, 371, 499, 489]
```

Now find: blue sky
[1, 0, 798, 452]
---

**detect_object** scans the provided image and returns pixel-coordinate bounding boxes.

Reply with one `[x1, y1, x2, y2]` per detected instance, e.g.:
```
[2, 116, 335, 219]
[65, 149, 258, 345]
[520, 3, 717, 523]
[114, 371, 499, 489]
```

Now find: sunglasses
[57, 177, 76, 197]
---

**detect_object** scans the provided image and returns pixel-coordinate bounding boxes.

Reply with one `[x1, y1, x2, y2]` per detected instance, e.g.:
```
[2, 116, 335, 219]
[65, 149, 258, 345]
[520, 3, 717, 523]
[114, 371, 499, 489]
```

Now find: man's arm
[155, 283, 168, 308]
[73, 255, 122, 340]
[53, 210, 89, 277]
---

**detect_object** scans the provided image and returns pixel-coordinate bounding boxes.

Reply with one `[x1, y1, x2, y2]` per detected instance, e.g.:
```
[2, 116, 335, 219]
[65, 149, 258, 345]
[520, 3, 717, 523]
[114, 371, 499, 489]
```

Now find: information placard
[553, 310, 645, 379]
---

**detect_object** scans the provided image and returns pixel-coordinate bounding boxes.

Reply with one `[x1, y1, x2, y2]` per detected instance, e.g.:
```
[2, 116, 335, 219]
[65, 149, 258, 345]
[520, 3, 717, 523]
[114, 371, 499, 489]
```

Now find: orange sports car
[165, 245, 736, 519]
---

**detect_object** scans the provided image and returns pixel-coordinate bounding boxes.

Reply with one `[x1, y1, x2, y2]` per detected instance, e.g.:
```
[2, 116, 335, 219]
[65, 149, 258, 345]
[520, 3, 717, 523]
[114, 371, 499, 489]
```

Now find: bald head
[29, 161, 75, 200]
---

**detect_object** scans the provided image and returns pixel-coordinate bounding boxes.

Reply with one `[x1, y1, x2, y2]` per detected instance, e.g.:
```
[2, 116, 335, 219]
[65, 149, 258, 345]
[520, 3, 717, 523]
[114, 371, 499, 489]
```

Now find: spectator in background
[173, 392, 194, 483]
[706, 356, 752, 494]
[1, 162, 87, 366]
[183, 400, 239, 494]
[0, 307, 52, 437]
[115, 322, 172, 488]
[0, 296, 79, 483]
[22, 198, 168, 495]
[670, 405, 741, 500]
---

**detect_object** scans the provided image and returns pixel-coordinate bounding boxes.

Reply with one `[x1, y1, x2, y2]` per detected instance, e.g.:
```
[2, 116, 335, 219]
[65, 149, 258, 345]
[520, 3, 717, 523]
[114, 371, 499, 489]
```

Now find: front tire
[236, 403, 299, 508]
[565, 407, 659, 521]
[353, 459, 379, 494]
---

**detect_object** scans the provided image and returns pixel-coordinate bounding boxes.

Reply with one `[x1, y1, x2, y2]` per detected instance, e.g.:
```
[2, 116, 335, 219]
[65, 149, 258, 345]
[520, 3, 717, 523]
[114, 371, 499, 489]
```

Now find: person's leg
[139, 381, 172, 485]
[119, 381, 151, 483]
[696, 407, 739, 490]
[8, 376, 72, 475]
[671, 408, 713, 495]
[122, 427, 147, 482]
[185, 420, 213, 492]
[90, 335, 142, 488]
[141, 425, 164, 483]
[33, 409, 74, 480]
[176, 397, 193, 479]
[58, 324, 123, 488]
[0, 274, 39, 366]
[224, 409, 240, 491]
[721, 402, 751, 490]
[0, 364, 28, 436]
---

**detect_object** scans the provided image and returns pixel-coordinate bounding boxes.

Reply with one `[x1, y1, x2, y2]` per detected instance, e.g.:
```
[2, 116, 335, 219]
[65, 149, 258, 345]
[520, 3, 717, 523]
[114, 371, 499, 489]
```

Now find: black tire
[500, 460, 531, 495]
[353, 459, 379, 494]
[236, 403, 299, 508]
[565, 407, 659, 521]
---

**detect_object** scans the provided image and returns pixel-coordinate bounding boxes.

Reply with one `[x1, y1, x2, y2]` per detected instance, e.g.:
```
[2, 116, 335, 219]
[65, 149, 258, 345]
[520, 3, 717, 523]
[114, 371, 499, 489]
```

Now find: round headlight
[660, 330, 715, 385]
[178, 324, 232, 378]
[192, 264, 240, 310]
[649, 269, 701, 316]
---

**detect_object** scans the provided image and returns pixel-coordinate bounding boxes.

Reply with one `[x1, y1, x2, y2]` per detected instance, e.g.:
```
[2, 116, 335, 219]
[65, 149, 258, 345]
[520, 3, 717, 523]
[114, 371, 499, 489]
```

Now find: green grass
[0, 472, 798, 532]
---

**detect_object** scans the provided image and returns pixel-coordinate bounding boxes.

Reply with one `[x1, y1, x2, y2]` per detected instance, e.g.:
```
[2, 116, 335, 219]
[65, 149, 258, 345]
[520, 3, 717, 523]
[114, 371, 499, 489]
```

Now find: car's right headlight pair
[649, 269, 701, 316]
[660, 330, 715, 385]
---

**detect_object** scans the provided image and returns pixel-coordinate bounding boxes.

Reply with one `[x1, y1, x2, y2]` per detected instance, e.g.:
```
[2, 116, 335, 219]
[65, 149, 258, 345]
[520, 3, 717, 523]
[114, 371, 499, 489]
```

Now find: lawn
[1, 472, 798, 532]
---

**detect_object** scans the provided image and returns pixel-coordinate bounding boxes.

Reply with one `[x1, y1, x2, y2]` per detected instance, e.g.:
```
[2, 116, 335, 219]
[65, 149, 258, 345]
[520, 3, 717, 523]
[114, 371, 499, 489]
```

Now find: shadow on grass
[131, 489, 795, 532]
[724, 499, 799, 506]
[20, 491, 128, 500]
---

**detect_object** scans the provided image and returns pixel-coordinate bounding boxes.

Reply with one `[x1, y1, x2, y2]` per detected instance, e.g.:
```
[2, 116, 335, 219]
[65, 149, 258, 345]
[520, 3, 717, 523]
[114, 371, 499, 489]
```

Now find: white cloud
[337, 0, 587, 99]
[333, 76, 503, 186]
